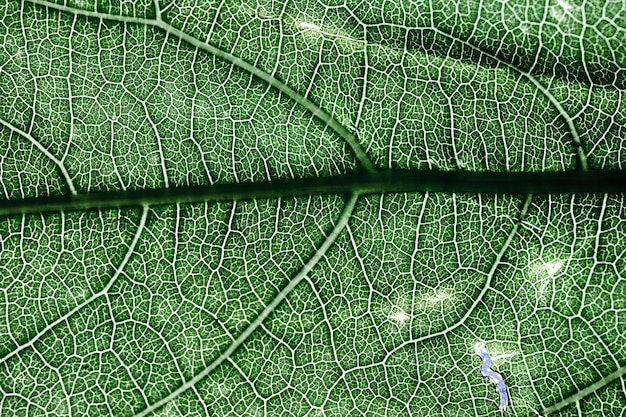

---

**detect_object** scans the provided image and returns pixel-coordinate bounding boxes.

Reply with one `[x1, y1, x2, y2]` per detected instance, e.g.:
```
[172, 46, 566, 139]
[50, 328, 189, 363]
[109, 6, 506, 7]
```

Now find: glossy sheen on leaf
[0, 0, 625, 416]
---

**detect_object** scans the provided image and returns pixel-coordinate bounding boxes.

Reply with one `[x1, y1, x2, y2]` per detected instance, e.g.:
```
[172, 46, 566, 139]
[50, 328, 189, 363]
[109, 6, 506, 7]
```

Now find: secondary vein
[131, 193, 360, 417]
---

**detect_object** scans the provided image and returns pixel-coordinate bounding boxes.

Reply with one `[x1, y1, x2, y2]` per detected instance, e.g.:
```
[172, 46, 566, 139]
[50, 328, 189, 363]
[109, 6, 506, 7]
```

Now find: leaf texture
[0, 0, 624, 416]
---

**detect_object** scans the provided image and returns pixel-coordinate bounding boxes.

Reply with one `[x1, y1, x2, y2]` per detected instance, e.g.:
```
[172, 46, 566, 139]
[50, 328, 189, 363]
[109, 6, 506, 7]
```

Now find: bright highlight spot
[71, 0, 92, 9]
[474, 341, 487, 355]
[550, 0, 580, 23]
[519, 23, 531, 34]
[423, 287, 455, 304]
[473, 341, 519, 362]
[389, 311, 410, 323]
[380, 293, 412, 329]
[527, 256, 565, 302]
[294, 19, 364, 45]
[543, 260, 562, 277]
[557, 0, 573, 11]
[298, 22, 321, 31]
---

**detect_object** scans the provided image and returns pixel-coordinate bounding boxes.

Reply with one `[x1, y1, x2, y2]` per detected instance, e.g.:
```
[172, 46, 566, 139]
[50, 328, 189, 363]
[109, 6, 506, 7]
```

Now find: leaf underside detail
[0, 0, 624, 416]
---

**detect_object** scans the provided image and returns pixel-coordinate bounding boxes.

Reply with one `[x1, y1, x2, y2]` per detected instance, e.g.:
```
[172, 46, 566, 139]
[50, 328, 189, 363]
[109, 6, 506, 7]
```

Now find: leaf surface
[0, 0, 624, 416]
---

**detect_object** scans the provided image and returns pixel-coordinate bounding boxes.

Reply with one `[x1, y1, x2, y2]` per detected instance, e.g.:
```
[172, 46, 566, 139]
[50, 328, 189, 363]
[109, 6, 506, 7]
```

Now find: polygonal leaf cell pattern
[0, 0, 624, 416]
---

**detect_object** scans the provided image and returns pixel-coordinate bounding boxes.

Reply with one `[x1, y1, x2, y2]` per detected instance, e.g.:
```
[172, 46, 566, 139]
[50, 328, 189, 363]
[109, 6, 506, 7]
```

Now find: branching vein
[0, 117, 77, 195]
[23, 0, 378, 174]
[131, 193, 360, 417]
[0, 205, 149, 365]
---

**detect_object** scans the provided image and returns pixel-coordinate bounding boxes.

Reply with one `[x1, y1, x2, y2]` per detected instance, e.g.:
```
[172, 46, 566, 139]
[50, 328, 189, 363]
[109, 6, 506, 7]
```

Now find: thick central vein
[2, 170, 625, 217]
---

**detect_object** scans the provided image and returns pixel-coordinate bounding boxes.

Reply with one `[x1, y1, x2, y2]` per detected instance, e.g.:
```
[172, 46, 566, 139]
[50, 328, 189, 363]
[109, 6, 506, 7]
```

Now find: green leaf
[0, 0, 624, 416]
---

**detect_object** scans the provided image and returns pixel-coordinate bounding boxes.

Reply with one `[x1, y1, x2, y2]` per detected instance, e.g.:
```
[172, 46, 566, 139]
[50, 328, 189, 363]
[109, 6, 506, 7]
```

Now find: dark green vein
[1, 170, 625, 216]
[24, 0, 377, 174]
[542, 365, 626, 415]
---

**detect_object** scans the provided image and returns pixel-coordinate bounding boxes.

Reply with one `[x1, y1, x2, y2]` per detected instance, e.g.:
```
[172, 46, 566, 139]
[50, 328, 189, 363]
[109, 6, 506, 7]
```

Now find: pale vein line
[542, 365, 626, 415]
[426, 26, 589, 171]
[23, 0, 591, 174]
[132, 193, 360, 417]
[145, 32, 170, 188]
[379, 193, 534, 362]
[23, 0, 377, 174]
[153, 0, 161, 21]
[153, 23, 376, 174]
[0, 117, 77, 195]
[0, 205, 149, 365]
